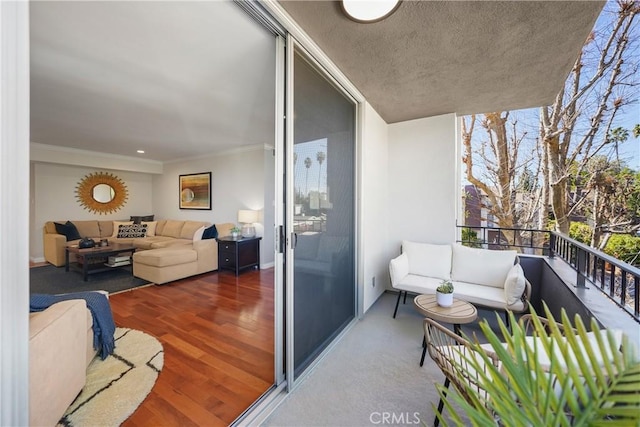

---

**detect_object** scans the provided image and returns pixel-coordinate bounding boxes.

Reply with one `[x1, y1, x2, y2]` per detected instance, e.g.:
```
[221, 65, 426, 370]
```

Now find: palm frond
[440, 304, 640, 426]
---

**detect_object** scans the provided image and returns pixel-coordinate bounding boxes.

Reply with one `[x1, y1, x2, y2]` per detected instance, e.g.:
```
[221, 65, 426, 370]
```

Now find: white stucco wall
[361, 103, 391, 313]
[388, 113, 458, 250]
[31, 162, 154, 262]
[154, 145, 275, 266]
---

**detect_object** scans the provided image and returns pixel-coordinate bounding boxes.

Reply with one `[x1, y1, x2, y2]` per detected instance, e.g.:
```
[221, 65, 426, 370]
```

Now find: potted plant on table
[230, 226, 241, 238]
[436, 280, 454, 307]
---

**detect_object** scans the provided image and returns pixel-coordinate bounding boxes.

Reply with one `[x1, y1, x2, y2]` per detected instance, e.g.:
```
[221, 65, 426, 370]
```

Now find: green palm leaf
[436, 304, 640, 426]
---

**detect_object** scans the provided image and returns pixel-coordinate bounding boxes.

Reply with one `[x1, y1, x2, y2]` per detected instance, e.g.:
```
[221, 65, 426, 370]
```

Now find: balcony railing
[457, 225, 640, 323]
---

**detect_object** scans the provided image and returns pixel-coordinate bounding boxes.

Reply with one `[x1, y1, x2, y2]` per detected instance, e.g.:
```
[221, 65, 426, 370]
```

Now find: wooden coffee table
[65, 242, 136, 282]
[414, 294, 478, 366]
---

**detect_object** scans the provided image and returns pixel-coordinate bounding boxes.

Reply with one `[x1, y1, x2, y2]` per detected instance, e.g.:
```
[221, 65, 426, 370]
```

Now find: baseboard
[30, 256, 45, 263]
[260, 262, 274, 269]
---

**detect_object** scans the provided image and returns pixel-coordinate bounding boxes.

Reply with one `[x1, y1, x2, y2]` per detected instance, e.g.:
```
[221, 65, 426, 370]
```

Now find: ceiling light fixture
[137, 150, 145, 154]
[341, 0, 400, 23]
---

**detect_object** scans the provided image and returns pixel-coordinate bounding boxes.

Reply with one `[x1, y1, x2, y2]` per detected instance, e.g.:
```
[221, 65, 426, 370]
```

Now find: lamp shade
[238, 210, 258, 224]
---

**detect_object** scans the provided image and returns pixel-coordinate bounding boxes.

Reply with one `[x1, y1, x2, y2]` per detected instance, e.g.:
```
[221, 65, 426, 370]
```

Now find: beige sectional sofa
[29, 299, 96, 426]
[43, 219, 235, 284]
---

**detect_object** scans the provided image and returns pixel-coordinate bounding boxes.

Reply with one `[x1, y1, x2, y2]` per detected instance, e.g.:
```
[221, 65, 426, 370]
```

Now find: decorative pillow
[54, 221, 82, 241]
[451, 244, 517, 288]
[130, 215, 155, 224]
[202, 224, 218, 240]
[193, 225, 206, 242]
[116, 224, 147, 238]
[142, 221, 157, 237]
[402, 241, 452, 280]
[504, 263, 526, 305]
[111, 221, 133, 238]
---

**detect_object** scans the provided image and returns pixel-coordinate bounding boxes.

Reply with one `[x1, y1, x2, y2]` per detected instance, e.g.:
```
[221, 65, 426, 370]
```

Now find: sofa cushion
[111, 221, 133, 238]
[72, 221, 100, 238]
[116, 223, 147, 238]
[98, 221, 114, 238]
[54, 221, 82, 241]
[181, 221, 209, 240]
[134, 248, 197, 267]
[202, 224, 218, 240]
[132, 236, 175, 250]
[451, 245, 516, 288]
[161, 220, 184, 238]
[504, 263, 526, 305]
[142, 220, 157, 237]
[402, 241, 452, 280]
[215, 223, 235, 238]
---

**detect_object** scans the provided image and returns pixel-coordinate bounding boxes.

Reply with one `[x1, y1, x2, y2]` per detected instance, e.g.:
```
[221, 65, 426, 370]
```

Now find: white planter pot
[436, 291, 453, 307]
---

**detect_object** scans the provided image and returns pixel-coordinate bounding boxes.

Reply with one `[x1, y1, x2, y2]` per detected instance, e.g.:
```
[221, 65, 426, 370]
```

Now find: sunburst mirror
[75, 172, 128, 214]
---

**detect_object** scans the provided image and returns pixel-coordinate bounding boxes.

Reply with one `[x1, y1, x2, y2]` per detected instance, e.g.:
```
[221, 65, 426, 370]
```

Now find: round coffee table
[414, 294, 478, 366]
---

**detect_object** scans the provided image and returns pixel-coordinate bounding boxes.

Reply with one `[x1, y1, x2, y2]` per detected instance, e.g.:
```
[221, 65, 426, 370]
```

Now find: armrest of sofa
[389, 253, 409, 288]
[193, 239, 218, 272]
[43, 232, 67, 267]
[30, 300, 88, 426]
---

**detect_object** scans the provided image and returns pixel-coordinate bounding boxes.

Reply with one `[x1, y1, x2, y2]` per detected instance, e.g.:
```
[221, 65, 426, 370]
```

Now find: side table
[414, 294, 477, 366]
[217, 236, 261, 276]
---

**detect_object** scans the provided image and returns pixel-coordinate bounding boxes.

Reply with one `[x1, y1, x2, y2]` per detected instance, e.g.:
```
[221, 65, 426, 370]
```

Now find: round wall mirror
[76, 172, 128, 214]
[92, 183, 115, 203]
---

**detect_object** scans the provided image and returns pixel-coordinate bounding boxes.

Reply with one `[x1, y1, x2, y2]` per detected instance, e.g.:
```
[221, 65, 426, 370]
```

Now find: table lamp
[238, 210, 258, 238]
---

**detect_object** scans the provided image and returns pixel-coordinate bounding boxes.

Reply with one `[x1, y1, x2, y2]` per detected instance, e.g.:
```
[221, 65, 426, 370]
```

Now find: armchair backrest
[423, 318, 500, 410]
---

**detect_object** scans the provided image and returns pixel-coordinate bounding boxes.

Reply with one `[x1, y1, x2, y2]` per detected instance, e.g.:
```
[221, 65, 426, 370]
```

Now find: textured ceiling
[30, 1, 605, 162]
[279, 0, 605, 123]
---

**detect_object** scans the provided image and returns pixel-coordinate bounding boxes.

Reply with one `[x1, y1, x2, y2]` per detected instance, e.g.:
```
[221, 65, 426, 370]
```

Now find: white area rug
[58, 328, 164, 427]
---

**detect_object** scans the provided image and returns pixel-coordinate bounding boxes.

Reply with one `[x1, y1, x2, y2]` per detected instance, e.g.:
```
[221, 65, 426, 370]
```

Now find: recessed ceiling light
[342, 0, 400, 23]
[137, 150, 145, 154]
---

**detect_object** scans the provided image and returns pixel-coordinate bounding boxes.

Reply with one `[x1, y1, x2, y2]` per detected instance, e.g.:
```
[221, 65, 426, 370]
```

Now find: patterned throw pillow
[117, 224, 147, 238]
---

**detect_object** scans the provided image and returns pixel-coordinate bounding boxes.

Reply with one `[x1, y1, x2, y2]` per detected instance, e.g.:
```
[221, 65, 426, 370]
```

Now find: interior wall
[31, 162, 154, 262]
[361, 103, 391, 312]
[154, 146, 275, 266]
[388, 113, 458, 252]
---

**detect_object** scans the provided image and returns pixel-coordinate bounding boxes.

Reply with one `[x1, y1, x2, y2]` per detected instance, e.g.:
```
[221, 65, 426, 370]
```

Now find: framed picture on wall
[179, 172, 212, 210]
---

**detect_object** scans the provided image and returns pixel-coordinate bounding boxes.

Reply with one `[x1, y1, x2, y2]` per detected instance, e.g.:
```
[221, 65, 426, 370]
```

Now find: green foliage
[436, 305, 640, 426]
[461, 228, 483, 248]
[570, 222, 593, 245]
[604, 234, 640, 266]
[633, 124, 639, 139]
[436, 280, 454, 294]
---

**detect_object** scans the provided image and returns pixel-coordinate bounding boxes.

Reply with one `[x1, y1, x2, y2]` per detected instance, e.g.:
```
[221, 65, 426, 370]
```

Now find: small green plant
[230, 226, 241, 234]
[436, 280, 454, 294]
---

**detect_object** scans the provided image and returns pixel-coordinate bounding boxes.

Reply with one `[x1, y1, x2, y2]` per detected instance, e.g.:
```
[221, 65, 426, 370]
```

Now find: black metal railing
[550, 232, 640, 321]
[457, 225, 640, 322]
[457, 225, 552, 255]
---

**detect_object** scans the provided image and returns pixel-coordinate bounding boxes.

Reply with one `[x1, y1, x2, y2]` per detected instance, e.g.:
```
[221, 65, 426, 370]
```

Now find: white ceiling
[30, 1, 277, 162]
[30, 1, 604, 162]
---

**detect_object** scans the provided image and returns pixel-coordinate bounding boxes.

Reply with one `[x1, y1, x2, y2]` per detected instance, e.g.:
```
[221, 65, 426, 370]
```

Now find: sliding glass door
[286, 42, 357, 379]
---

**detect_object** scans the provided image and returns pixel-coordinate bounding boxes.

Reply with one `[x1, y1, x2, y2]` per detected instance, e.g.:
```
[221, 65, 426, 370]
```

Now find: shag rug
[58, 328, 164, 427]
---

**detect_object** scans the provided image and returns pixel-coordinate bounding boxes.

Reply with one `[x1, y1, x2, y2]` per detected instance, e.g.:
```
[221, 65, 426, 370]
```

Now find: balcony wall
[520, 255, 639, 349]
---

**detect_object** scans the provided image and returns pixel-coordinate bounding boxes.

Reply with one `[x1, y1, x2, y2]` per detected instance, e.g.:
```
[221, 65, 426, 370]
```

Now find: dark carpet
[30, 264, 151, 295]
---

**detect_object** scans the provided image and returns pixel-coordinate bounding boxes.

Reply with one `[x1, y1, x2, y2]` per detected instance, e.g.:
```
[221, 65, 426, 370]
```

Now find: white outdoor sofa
[389, 241, 531, 321]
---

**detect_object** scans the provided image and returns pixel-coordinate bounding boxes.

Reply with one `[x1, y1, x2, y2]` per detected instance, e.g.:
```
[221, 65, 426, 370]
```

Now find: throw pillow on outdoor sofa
[54, 221, 82, 241]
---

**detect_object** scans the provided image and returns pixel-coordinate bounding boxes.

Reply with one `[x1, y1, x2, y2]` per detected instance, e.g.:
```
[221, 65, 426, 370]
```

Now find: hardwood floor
[109, 268, 275, 426]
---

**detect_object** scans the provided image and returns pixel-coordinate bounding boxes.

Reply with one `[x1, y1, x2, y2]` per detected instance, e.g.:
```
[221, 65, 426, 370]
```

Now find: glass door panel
[291, 48, 356, 378]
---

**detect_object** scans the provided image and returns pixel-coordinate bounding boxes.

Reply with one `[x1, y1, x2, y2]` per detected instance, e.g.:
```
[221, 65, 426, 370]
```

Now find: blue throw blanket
[30, 292, 116, 360]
